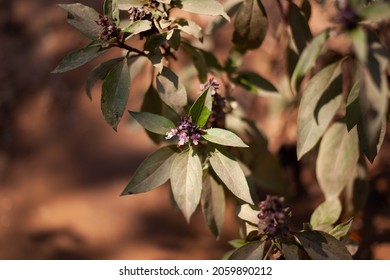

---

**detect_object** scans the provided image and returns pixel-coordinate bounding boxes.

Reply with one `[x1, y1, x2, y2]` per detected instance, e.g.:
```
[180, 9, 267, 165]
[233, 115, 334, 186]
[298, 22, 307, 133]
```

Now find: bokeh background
[0, 0, 389, 259]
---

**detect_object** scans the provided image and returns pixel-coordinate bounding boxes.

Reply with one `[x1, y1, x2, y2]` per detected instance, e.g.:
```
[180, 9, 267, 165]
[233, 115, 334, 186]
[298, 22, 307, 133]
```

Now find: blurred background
[0, 0, 389, 259]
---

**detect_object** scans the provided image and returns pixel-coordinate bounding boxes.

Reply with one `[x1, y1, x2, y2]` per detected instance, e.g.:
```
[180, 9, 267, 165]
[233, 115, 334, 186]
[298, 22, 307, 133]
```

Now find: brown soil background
[0, 0, 389, 259]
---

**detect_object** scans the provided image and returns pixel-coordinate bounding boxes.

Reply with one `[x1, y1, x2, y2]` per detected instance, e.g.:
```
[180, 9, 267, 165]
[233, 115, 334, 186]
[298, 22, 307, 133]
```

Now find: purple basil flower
[165, 117, 203, 147]
[96, 15, 122, 41]
[200, 77, 220, 95]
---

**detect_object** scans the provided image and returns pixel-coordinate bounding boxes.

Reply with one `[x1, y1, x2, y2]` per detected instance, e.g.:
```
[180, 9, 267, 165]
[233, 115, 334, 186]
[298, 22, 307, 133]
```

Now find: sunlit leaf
[129, 111, 175, 135]
[58, 3, 101, 39]
[316, 123, 359, 200]
[206, 0, 242, 34]
[170, 147, 203, 222]
[208, 145, 253, 204]
[233, 0, 268, 51]
[295, 230, 353, 260]
[203, 128, 249, 148]
[52, 41, 106, 73]
[175, 19, 203, 41]
[104, 0, 120, 24]
[350, 27, 368, 64]
[291, 30, 329, 93]
[156, 67, 187, 114]
[237, 204, 259, 225]
[172, 0, 230, 21]
[122, 145, 178, 195]
[310, 199, 342, 229]
[329, 218, 353, 240]
[201, 173, 225, 237]
[189, 87, 212, 127]
[360, 2, 390, 21]
[122, 20, 153, 38]
[228, 241, 265, 260]
[118, 0, 148, 10]
[101, 58, 131, 130]
[297, 61, 343, 159]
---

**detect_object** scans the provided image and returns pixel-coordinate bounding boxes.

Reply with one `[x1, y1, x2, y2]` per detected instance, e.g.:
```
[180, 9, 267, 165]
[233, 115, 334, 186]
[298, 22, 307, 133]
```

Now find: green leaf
[297, 61, 343, 159]
[58, 3, 101, 40]
[101, 58, 130, 130]
[350, 27, 368, 64]
[175, 19, 203, 41]
[148, 48, 164, 73]
[129, 111, 175, 135]
[86, 57, 125, 100]
[228, 241, 265, 260]
[346, 160, 369, 215]
[289, 2, 312, 54]
[310, 199, 342, 229]
[122, 145, 178, 195]
[360, 2, 390, 21]
[281, 240, 309, 260]
[237, 204, 259, 225]
[203, 128, 249, 148]
[295, 230, 353, 260]
[188, 87, 212, 127]
[232, 71, 278, 96]
[104, 0, 120, 24]
[232, 0, 268, 51]
[208, 146, 253, 204]
[122, 20, 153, 38]
[329, 218, 353, 240]
[118, 0, 148, 10]
[206, 0, 242, 34]
[201, 173, 226, 237]
[291, 29, 329, 93]
[316, 123, 359, 200]
[172, 0, 230, 21]
[170, 147, 203, 222]
[346, 81, 361, 131]
[156, 67, 187, 114]
[52, 41, 106, 73]
[181, 43, 208, 82]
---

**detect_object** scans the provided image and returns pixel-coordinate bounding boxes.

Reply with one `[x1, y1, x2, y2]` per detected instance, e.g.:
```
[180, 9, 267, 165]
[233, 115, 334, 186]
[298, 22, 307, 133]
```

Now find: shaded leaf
[58, 3, 101, 39]
[310, 199, 342, 229]
[141, 84, 164, 144]
[181, 42, 208, 82]
[189, 87, 212, 127]
[295, 230, 353, 260]
[86, 57, 125, 100]
[350, 27, 368, 64]
[201, 173, 226, 237]
[104, 0, 120, 23]
[289, 2, 312, 54]
[170, 148, 203, 222]
[129, 111, 175, 135]
[175, 19, 203, 41]
[52, 41, 106, 73]
[101, 58, 130, 130]
[232, 71, 278, 96]
[122, 145, 178, 195]
[228, 241, 265, 260]
[156, 67, 187, 114]
[233, 0, 268, 51]
[203, 128, 249, 148]
[291, 30, 329, 93]
[297, 61, 343, 159]
[281, 240, 309, 260]
[345, 159, 369, 215]
[148, 48, 164, 73]
[345, 81, 361, 131]
[118, 0, 148, 10]
[316, 123, 359, 200]
[172, 0, 230, 21]
[208, 146, 253, 204]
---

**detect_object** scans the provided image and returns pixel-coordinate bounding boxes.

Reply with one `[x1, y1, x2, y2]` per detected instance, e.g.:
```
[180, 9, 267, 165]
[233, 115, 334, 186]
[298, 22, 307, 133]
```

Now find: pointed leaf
[310, 199, 342, 229]
[181, 43, 208, 82]
[172, 0, 230, 21]
[232, 71, 278, 95]
[316, 123, 359, 200]
[101, 58, 130, 130]
[86, 57, 125, 99]
[129, 111, 175, 135]
[189, 87, 212, 127]
[350, 27, 368, 64]
[175, 19, 203, 41]
[201, 173, 226, 237]
[297, 62, 343, 159]
[329, 218, 353, 240]
[295, 230, 353, 260]
[52, 41, 106, 73]
[346, 160, 369, 215]
[156, 67, 187, 114]
[58, 3, 101, 39]
[208, 146, 253, 204]
[104, 0, 120, 23]
[233, 0, 268, 51]
[291, 30, 329, 93]
[122, 20, 153, 38]
[170, 148, 203, 222]
[228, 241, 265, 260]
[203, 128, 249, 148]
[122, 145, 178, 195]
[282, 241, 309, 260]
[346, 81, 361, 131]
[289, 2, 312, 54]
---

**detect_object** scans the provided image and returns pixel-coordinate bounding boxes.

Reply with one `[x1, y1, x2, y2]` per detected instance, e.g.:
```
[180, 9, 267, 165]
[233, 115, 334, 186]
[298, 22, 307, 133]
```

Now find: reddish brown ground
[0, 0, 389, 260]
